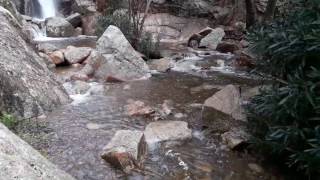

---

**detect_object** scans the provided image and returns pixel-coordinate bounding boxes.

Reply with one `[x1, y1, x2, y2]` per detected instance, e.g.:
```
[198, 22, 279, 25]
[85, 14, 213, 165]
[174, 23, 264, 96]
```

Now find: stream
[16, 52, 280, 180]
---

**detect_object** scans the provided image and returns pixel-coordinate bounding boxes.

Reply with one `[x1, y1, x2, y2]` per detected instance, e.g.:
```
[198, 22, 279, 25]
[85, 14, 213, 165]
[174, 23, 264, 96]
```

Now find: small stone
[123, 85, 131, 90]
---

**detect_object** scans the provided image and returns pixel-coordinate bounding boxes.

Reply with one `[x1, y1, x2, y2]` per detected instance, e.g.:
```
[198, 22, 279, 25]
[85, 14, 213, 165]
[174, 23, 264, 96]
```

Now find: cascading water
[32, 0, 56, 40]
[38, 0, 56, 19]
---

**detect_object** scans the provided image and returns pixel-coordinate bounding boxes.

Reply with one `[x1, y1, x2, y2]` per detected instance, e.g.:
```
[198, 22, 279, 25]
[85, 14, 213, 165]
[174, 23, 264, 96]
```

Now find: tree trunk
[263, 0, 278, 23]
[245, 0, 257, 28]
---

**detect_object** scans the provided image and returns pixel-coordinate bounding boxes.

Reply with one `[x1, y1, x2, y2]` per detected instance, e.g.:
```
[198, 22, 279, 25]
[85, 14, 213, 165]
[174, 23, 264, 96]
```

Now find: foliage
[0, 113, 17, 130]
[247, 1, 320, 178]
[247, 4, 320, 78]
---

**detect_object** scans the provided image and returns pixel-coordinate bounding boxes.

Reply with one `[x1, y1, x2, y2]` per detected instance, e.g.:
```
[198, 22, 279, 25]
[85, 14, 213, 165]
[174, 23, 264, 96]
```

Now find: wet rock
[200, 28, 225, 49]
[204, 85, 246, 121]
[46, 17, 75, 37]
[221, 127, 250, 149]
[64, 46, 92, 64]
[0, 8, 69, 118]
[148, 58, 172, 72]
[101, 130, 146, 173]
[125, 100, 155, 116]
[144, 121, 192, 150]
[49, 50, 65, 65]
[105, 76, 124, 83]
[96, 25, 150, 81]
[66, 13, 81, 27]
[0, 123, 75, 179]
[190, 84, 224, 94]
[216, 41, 240, 53]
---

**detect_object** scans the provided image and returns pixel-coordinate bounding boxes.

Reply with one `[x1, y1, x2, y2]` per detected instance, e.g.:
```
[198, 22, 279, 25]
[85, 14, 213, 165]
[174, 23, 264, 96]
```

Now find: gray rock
[144, 121, 192, 150]
[64, 46, 92, 64]
[0, 123, 75, 180]
[46, 17, 75, 37]
[0, 8, 69, 118]
[204, 85, 246, 121]
[200, 27, 225, 49]
[96, 25, 150, 81]
[66, 13, 81, 27]
[101, 130, 146, 172]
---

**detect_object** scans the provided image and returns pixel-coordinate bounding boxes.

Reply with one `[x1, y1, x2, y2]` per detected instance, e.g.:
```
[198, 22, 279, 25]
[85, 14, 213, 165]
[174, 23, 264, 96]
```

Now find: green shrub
[247, 1, 320, 178]
[0, 113, 17, 130]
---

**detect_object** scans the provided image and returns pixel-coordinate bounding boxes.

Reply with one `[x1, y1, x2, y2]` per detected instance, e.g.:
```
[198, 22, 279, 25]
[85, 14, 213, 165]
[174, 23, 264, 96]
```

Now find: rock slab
[0, 123, 75, 180]
[0, 7, 69, 118]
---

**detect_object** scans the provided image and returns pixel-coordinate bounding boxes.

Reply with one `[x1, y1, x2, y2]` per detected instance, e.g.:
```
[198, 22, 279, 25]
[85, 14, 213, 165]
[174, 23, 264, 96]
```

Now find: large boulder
[204, 85, 246, 121]
[200, 27, 225, 49]
[0, 123, 75, 179]
[0, 7, 69, 118]
[46, 17, 75, 37]
[96, 25, 150, 81]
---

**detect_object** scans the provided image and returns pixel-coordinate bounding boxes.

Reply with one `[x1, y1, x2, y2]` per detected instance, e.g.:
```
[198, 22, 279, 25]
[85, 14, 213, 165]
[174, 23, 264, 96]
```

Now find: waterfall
[38, 0, 56, 19]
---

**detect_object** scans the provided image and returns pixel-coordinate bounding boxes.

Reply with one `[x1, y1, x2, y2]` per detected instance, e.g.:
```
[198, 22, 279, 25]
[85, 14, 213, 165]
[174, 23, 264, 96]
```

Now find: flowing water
[22, 54, 281, 180]
[38, 0, 56, 19]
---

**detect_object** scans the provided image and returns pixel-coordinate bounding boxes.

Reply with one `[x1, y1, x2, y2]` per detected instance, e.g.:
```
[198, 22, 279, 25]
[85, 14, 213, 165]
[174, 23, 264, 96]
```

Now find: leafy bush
[247, 1, 320, 177]
[0, 113, 17, 130]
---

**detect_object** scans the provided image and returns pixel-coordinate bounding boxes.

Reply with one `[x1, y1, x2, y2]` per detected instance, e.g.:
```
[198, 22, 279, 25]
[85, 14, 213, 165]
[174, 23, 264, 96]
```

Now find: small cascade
[38, 0, 56, 19]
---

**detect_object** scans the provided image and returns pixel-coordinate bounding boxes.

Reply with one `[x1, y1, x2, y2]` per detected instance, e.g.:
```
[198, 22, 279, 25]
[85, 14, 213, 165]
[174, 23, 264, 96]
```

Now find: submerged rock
[96, 25, 150, 81]
[0, 123, 75, 179]
[0, 7, 69, 118]
[125, 100, 155, 116]
[101, 130, 146, 173]
[144, 121, 192, 150]
[204, 85, 246, 121]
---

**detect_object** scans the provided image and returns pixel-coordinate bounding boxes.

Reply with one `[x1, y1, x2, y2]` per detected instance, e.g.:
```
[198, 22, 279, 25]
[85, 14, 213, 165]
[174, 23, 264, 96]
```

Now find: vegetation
[247, 0, 320, 178]
[96, 0, 160, 59]
[0, 113, 17, 130]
